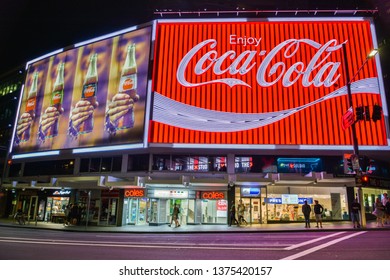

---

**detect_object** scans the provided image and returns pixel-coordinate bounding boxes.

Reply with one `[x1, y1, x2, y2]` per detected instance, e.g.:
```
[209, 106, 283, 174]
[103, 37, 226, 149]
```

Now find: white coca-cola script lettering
[177, 38, 344, 88]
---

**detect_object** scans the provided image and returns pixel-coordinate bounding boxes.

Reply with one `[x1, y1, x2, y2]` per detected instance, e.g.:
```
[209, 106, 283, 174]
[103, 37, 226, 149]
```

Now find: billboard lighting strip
[72, 144, 144, 154]
[74, 26, 137, 48]
[26, 49, 64, 69]
[12, 150, 60, 159]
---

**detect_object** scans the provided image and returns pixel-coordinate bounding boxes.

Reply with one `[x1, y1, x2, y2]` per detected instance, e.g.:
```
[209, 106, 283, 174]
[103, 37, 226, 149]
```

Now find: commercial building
[1, 16, 390, 228]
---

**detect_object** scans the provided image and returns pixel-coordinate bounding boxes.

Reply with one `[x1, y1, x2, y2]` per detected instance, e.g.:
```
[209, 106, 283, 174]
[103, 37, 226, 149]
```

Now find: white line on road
[280, 231, 367, 260]
[285, 231, 346, 250]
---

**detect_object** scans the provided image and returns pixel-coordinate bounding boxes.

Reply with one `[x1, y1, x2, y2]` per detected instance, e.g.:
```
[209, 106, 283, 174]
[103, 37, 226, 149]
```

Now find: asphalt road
[0, 227, 389, 260]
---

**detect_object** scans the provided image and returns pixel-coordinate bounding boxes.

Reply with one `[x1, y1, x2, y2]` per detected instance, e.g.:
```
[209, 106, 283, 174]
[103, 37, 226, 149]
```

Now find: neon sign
[124, 189, 145, 197]
[201, 191, 225, 200]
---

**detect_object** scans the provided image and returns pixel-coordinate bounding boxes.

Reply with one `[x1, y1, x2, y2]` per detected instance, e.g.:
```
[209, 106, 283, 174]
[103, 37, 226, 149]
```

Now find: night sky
[0, 0, 389, 75]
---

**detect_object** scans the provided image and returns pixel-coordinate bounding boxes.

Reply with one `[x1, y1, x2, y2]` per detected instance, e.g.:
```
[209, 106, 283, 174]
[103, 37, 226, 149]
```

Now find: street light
[342, 43, 378, 228]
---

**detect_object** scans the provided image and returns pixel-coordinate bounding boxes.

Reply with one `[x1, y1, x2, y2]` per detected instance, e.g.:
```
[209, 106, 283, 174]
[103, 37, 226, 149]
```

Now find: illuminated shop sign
[12, 25, 152, 156]
[52, 190, 71, 196]
[151, 19, 388, 147]
[265, 197, 313, 204]
[201, 191, 225, 200]
[277, 158, 322, 173]
[281, 194, 299, 204]
[241, 187, 261, 197]
[124, 188, 145, 198]
[153, 190, 189, 199]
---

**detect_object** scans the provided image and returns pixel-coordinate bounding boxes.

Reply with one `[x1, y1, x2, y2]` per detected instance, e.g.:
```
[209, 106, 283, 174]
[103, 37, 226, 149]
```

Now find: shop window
[24, 160, 74, 176]
[8, 163, 22, 177]
[80, 156, 122, 173]
[152, 155, 171, 171]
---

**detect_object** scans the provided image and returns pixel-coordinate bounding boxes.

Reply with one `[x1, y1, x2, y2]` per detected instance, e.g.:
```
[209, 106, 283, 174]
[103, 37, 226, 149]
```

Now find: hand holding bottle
[107, 93, 134, 124]
[70, 99, 98, 129]
[16, 112, 33, 138]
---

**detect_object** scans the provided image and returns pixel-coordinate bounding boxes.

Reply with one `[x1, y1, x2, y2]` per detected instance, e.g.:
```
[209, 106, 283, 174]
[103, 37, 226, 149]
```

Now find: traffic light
[361, 175, 369, 186]
[344, 154, 354, 174]
[355, 106, 364, 121]
[372, 105, 382, 122]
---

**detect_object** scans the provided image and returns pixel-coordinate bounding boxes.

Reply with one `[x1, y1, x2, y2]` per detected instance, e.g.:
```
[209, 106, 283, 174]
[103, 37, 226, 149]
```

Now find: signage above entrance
[124, 188, 145, 198]
[52, 190, 71, 196]
[241, 187, 261, 197]
[153, 190, 189, 199]
[201, 191, 225, 200]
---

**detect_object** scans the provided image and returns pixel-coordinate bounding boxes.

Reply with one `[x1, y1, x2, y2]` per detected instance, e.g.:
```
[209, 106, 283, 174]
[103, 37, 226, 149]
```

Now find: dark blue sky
[0, 0, 388, 75]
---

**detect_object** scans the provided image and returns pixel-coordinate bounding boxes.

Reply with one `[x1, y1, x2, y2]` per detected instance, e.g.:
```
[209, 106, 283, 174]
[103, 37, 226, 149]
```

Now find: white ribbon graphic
[153, 78, 380, 132]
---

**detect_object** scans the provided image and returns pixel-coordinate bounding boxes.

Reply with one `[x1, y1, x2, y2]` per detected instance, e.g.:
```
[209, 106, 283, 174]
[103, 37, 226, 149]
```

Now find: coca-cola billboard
[11, 25, 152, 155]
[150, 19, 388, 147]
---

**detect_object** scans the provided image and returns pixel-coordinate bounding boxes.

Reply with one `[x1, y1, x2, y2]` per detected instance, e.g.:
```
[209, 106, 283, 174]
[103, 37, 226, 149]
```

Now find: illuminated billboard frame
[11, 23, 153, 158]
[150, 18, 390, 151]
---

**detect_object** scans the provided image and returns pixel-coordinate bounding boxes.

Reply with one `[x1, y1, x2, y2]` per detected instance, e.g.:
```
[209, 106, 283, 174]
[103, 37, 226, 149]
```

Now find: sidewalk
[1, 218, 389, 233]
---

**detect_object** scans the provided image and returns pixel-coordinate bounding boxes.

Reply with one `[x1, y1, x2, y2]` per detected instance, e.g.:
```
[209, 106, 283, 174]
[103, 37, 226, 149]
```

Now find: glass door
[99, 198, 118, 226]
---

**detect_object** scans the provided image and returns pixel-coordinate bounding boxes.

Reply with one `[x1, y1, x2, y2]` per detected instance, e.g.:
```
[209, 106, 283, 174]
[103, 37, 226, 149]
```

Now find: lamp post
[342, 43, 378, 228]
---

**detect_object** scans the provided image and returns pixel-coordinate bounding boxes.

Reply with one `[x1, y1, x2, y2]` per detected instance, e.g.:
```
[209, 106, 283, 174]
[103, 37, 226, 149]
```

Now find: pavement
[1, 218, 390, 233]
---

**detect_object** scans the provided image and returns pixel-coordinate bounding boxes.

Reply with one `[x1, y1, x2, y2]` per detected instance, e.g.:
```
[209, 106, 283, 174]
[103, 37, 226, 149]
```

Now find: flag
[341, 107, 355, 130]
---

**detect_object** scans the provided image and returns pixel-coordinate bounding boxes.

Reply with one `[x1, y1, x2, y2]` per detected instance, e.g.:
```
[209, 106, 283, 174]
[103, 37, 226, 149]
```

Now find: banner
[12, 26, 152, 154]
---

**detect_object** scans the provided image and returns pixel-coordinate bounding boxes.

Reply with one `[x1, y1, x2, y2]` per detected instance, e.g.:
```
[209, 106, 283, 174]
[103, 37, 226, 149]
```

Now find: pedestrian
[350, 198, 361, 228]
[385, 199, 390, 225]
[64, 203, 72, 226]
[313, 200, 324, 228]
[169, 204, 180, 228]
[228, 201, 239, 227]
[302, 200, 311, 228]
[373, 198, 385, 227]
[382, 193, 389, 224]
[237, 200, 248, 226]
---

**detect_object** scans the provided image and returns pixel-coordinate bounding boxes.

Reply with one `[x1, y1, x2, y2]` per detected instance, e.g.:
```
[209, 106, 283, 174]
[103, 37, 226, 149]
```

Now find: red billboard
[12, 25, 152, 155]
[150, 19, 388, 147]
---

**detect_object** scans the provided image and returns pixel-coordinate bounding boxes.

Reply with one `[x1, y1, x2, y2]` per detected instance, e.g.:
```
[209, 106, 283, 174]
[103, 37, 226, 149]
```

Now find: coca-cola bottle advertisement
[12, 25, 152, 155]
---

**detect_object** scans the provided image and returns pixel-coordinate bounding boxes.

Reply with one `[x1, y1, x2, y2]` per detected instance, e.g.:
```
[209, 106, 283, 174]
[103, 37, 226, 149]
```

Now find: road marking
[0, 238, 287, 250]
[285, 231, 346, 250]
[281, 231, 367, 260]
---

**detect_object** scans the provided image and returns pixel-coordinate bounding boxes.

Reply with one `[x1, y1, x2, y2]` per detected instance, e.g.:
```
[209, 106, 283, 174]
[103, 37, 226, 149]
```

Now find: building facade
[1, 17, 390, 228]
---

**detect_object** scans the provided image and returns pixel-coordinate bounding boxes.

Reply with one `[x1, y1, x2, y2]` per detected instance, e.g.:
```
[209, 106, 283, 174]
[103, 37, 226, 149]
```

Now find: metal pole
[85, 190, 91, 229]
[342, 43, 366, 228]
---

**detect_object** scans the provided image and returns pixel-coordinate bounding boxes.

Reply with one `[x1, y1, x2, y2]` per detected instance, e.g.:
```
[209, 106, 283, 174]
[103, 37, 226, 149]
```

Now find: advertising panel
[12, 26, 152, 154]
[150, 19, 388, 148]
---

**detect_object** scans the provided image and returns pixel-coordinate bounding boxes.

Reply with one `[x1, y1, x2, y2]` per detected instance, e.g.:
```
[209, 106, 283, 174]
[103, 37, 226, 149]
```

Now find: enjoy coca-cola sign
[177, 37, 343, 89]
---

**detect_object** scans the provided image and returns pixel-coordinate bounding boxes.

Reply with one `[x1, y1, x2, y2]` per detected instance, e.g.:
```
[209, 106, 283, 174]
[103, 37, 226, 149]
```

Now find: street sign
[351, 154, 360, 170]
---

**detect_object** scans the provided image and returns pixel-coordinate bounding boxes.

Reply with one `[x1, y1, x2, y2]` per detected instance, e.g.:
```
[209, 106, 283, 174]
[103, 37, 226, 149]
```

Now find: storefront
[360, 187, 390, 214]
[123, 188, 148, 225]
[235, 186, 266, 224]
[147, 188, 194, 226]
[98, 189, 120, 226]
[42, 189, 71, 223]
[265, 185, 348, 222]
[16, 189, 39, 221]
[198, 191, 228, 224]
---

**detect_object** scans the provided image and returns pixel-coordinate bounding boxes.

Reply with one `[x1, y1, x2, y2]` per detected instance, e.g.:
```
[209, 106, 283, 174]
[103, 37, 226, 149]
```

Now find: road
[0, 227, 389, 260]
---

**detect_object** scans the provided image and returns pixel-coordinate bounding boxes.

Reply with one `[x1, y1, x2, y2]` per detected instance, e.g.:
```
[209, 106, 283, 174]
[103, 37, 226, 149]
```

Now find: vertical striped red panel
[151, 20, 387, 146]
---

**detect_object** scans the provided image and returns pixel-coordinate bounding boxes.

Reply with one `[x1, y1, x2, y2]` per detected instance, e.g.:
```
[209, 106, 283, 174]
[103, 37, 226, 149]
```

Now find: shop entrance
[240, 198, 260, 224]
[148, 198, 188, 225]
[125, 198, 147, 225]
[98, 198, 118, 226]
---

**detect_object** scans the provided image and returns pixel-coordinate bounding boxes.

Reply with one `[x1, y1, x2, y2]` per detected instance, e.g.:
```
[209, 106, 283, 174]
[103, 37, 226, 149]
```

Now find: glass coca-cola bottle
[117, 43, 137, 130]
[46, 62, 65, 138]
[79, 53, 98, 134]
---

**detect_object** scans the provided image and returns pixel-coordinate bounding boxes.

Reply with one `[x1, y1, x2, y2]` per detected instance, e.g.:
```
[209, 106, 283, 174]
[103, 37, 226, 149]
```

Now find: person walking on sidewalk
[350, 198, 361, 228]
[237, 200, 248, 226]
[228, 201, 239, 227]
[313, 200, 324, 228]
[169, 204, 181, 228]
[302, 200, 311, 228]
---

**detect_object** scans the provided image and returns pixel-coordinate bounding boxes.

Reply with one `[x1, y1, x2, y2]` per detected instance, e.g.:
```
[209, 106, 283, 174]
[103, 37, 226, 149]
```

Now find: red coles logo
[201, 191, 225, 200]
[124, 189, 145, 197]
